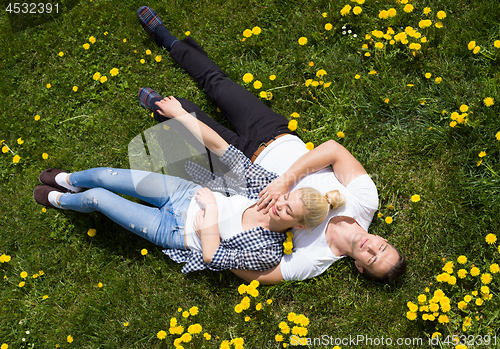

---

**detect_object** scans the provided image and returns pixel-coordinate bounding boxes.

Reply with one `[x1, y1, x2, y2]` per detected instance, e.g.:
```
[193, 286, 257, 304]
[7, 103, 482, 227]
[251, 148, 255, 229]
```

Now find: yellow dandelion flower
[110, 68, 119, 76]
[123, 38, 127, 43]
[353, 6, 362, 15]
[89, 36, 96, 44]
[457, 269, 467, 278]
[364, 52, 371, 57]
[322, 12, 327, 18]
[435, 22, 443, 28]
[457, 255, 467, 264]
[252, 27, 261, 35]
[435, 77, 442, 84]
[182, 311, 189, 318]
[305, 142, 314, 150]
[483, 97, 494, 107]
[243, 29, 252, 38]
[58, 51, 64, 57]
[473, 46, 481, 54]
[72, 86, 78, 92]
[436, 11, 446, 19]
[288, 120, 298, 131]
[185, 31, 190, 36]
[253, 80, 262, 89]
[470, 267, 480, 276]
[375, 42, 384, 49]
[411, 194, 420, 202]
[478, 151, 486, 158]
[298, 37, 308, 45]
[379, 10, 388, 19]
[93, 72, 101, 81]
[155, 55, 161, 62]
[269, 74, 276, 80]
[489, 263, 499, 273]
[42, 153, 48, 159]
[316, 69, 327, 77]
[340, 4, 351, 16]
[385, 216, 393, 224]
[13, 155, 20, 163]
[337, 131, 345, 138]
[99, 76, 107, 83]
[325, 23, 333, 31]
[485, 233, 496, 244]
[406, 311, 417, 320]
[468, 41, 476, 50]
[494, 40, 500, 49]
[355, 74, 361, 79]
[83, 43, 90, 50]
[423, 7, 431, 15]
[157, 330, 167, 339]
[369, 70, 377, 75]
[87, 228, 96, 237]
[46, 83, 51, 89]
[387, 8, 397, 17]
[141, 248, 147, 255]
[404, 4, 414, 13]
[242, 73, 254, 83]
[140, 59, 145, 64]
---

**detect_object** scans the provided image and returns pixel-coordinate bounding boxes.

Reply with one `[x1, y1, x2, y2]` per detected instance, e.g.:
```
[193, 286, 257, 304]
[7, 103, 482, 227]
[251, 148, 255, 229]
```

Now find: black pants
[153, 37, 294, 160]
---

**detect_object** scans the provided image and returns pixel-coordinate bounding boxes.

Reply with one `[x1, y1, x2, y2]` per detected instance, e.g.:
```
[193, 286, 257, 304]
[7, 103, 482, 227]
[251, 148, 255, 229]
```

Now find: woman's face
[268, 190, 305, 229]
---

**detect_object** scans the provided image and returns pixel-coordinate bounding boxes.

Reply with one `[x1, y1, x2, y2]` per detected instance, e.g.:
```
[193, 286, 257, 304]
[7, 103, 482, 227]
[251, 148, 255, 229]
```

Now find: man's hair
[362, 247, 407, 283]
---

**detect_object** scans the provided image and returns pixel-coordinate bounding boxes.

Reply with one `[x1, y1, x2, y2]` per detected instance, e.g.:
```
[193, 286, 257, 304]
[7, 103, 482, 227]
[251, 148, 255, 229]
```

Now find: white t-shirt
[185, 192, 255, 252]
[254, 135, 379, 281]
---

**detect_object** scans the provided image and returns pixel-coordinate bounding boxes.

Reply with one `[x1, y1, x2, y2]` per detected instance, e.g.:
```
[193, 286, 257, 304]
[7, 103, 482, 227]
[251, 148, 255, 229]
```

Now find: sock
[55, 173, 82, 193]
[155, 25, 179, 51]
[48, 191, 67, 209]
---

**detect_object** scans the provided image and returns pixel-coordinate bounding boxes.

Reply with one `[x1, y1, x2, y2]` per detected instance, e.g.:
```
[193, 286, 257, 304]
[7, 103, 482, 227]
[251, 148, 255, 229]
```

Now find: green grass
[1, 0, 500, 348]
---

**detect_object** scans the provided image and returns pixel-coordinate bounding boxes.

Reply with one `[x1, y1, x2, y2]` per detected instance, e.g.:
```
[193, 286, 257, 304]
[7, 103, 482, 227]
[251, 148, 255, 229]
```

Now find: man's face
[351, 233, 400, 278]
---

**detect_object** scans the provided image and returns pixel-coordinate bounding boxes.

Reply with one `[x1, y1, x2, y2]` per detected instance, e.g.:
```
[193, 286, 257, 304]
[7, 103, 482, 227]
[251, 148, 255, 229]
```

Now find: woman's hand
[193, 209, 205, 239]
[256, 177, 289, 213]
[195, 187, 217, 208]
[154, 96, 188, 119]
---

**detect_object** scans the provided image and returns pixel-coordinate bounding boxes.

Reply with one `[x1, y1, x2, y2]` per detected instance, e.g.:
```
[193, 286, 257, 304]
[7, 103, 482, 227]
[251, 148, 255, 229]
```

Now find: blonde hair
[299, 188, 345, 229]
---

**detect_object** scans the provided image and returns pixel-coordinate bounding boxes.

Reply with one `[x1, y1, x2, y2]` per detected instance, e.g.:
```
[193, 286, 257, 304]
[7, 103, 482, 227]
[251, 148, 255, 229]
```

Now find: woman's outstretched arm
[155, 96, 229, 157]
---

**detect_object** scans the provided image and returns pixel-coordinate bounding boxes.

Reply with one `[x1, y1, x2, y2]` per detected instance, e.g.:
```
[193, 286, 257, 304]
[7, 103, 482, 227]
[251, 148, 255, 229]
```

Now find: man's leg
[137, 7, 293, 158]
[168, 38, 292, 158]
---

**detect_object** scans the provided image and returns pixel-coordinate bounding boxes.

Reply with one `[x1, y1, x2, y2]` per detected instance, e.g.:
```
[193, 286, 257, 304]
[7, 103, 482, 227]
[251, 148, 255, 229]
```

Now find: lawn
[1, 0, 500, 348]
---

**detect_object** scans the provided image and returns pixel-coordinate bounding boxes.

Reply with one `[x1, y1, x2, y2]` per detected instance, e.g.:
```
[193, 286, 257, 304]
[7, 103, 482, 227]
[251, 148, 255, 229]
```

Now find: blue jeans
[58, 168, 201, 250]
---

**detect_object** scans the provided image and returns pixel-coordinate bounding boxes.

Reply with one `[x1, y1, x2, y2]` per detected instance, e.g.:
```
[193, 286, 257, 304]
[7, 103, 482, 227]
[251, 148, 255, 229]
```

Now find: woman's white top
[255, 135, 379, 281]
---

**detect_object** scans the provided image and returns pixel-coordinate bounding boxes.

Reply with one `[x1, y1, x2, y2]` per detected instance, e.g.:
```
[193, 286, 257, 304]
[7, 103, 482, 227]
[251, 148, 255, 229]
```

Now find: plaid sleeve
[220, 145, 279, 199]
[207, 227, 285, 271]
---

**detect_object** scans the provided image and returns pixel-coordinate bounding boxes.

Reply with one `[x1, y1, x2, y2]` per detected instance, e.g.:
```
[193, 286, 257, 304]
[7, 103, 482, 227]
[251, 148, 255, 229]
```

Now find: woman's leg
[68, 168, 197, 209]
[58, 188, 186, 249]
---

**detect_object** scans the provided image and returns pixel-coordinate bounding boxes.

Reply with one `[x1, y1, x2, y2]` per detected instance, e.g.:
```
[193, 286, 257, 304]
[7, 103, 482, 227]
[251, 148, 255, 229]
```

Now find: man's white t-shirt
[255, 135, 379, 281]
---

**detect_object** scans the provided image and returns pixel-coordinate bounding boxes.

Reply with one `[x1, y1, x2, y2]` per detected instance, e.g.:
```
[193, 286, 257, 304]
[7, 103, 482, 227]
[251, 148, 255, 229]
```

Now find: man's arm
[256, 140, 367, 212]
[231, 264, 284, 285]
[155, 96, 229, 157]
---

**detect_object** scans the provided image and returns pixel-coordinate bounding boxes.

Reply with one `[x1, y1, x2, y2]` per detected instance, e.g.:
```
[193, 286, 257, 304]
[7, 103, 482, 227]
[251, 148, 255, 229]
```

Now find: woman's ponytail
[299, 188, 346, 229]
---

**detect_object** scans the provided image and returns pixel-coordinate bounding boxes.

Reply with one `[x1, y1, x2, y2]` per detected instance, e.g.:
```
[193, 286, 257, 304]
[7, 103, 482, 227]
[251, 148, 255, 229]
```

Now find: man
[136, 6, 406, 284]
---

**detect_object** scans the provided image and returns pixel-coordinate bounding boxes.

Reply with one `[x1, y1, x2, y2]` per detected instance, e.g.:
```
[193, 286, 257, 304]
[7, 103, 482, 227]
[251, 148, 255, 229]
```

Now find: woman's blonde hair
[298, 188, 345, 229]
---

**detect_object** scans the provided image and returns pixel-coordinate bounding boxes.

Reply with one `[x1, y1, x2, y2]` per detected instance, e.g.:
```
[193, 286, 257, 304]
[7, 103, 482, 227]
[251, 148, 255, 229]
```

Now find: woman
[33, 97, 345, 274]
